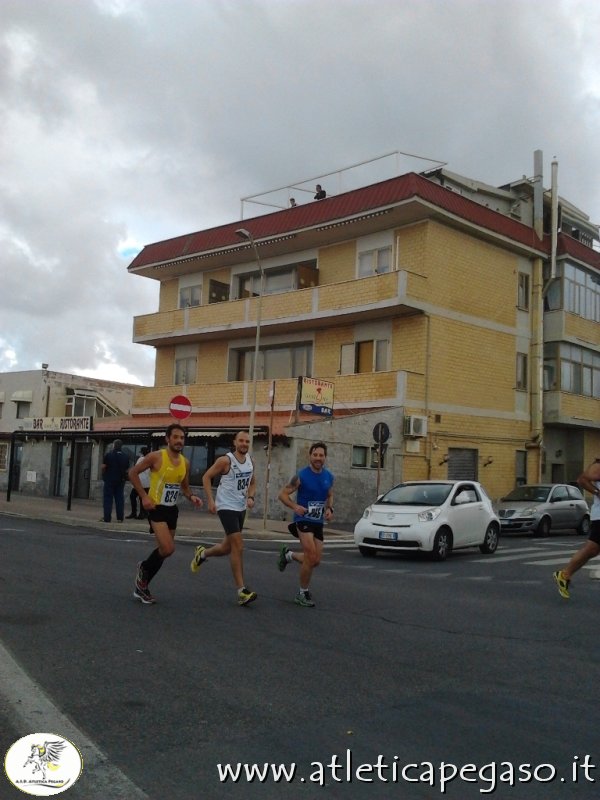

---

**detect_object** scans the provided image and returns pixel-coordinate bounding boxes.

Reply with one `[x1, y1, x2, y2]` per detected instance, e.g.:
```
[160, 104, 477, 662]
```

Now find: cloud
[1, 0, 599, 386]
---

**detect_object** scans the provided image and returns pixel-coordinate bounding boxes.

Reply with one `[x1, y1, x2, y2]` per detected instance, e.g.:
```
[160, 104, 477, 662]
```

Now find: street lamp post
[235, 228, 264, 452]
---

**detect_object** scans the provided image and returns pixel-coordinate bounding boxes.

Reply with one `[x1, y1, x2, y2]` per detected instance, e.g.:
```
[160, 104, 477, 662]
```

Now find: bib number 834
[237, 476, 251, 492]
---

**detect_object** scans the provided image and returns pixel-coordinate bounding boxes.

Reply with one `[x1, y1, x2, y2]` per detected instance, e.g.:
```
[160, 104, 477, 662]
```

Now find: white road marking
[471, 549, 577, 564]
[0, 640, 149, 799]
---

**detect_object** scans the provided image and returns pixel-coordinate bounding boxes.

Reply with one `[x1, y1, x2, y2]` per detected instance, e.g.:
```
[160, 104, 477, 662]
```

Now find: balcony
[544, 309, 599, 346]
[544, 390, 600, 429]
[132, 370, 408, 415]
[133, 271, 425, 347]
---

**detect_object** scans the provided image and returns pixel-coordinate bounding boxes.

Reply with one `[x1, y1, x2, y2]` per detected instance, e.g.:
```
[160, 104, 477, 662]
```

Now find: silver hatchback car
[495, 484, 590, 536]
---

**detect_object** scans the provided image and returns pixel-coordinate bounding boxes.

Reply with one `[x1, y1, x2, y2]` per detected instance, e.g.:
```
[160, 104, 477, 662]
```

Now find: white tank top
[215, 452, 254, 512]
[592, 480, 600, 522]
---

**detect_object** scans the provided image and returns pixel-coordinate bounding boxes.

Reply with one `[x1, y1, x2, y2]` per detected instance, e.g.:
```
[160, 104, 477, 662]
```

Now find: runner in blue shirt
[277, 442, 334, 607]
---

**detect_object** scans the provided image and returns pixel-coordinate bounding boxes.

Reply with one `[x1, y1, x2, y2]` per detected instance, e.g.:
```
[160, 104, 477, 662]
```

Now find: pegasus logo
[24, 739, 65, 782]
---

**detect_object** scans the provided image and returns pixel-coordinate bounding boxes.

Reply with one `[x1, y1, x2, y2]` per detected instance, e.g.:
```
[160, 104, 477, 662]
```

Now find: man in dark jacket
[101, 439, 129, 522]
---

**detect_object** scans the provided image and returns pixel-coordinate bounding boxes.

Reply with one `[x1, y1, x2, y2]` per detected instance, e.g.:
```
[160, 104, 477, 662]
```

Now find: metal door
[74, 442, 93, 499]
[447, 448, 479, 481]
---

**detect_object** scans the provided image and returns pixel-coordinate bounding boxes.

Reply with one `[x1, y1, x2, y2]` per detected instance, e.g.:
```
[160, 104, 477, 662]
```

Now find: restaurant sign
[22, 416, 93, 432]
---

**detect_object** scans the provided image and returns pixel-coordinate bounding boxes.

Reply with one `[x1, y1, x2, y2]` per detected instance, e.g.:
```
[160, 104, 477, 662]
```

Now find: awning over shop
[150, 430, 262, 439]
[11, 390, 33, 402]
[151, 430, 221, 438]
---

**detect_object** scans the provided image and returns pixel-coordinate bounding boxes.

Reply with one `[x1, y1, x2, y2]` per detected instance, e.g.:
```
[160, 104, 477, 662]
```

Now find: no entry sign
[169, 395, 192, 420]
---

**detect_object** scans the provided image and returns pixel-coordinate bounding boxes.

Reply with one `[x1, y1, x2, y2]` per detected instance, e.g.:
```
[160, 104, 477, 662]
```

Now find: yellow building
[127, 162, 600, 524]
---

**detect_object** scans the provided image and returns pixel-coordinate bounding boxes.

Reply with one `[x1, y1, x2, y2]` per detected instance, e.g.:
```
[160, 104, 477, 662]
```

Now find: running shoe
[133, 562, 155, 604]
[553, 570, 570, 599]
[190, 545, 206, 573]
[238, 587, 258, 606]
[135, 561, 147, 590]
[278, 545, 290, 572]
[133, 585, 156, 604]
[294, 590, 315, 608]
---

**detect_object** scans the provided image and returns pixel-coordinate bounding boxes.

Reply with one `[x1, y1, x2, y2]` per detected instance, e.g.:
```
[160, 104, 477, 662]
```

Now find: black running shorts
[148, 504, 179, 532]
[295, 520, 324, 542]
[217, 509, 246, 535]
[589, 519, 600, 545]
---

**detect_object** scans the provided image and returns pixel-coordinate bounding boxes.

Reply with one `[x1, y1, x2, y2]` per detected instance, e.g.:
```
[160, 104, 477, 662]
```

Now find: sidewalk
[0, 492, 353, 541]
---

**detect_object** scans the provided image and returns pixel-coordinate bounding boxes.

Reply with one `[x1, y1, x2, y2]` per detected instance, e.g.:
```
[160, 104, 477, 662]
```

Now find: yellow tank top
[148, 449, 188, 506]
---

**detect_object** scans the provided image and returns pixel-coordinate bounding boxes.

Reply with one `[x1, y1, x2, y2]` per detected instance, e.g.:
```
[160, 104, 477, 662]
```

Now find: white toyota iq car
[354, 480, 500, 561]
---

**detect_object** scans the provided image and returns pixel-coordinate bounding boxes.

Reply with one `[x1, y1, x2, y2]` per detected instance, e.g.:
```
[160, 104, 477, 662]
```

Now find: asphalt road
[1, 516, 598, 799]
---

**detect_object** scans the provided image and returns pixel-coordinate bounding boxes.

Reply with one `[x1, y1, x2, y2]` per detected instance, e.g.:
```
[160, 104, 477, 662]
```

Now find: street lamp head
[236, 228, 252, 242]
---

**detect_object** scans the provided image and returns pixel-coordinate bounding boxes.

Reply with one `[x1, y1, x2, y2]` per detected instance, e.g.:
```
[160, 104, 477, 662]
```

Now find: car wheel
[479, 522, 500, 554]
[577, 515, 591, 536]
[534, 516, 551, 537]
[430, 528, 452, 561]
[359, 546, 377, 557]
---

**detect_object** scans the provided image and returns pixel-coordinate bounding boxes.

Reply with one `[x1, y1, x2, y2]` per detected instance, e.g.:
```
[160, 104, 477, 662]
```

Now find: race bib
[306, 501, 325, 521]
[160, 483, 180, 506]
[235, 471, 252, 493]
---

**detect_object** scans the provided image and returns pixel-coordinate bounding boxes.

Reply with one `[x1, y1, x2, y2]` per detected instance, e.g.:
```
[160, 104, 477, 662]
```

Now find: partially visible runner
[191, 431, 257, 606]
[127, 445, 150, 519]
[553, 458, 600, 599]
[277, 442, 334, 607]
[129, 424, 202, 604]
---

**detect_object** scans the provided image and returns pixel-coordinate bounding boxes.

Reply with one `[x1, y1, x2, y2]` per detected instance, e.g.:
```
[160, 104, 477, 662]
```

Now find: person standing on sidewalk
[101, 439, 130, 523]
[129, 424, 202, 604]
[190, 431, 257, 606]
[554, 458, 600, 599]
[277, 442, 334, 608]
[127, 446, 150, 519]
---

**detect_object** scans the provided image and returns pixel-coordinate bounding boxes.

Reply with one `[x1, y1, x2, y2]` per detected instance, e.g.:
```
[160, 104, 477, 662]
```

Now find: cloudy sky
[2, 0, 599, 386]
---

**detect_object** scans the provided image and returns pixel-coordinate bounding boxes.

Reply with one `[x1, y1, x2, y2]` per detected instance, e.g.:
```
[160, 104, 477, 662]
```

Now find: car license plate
[378, 530, 398, 541]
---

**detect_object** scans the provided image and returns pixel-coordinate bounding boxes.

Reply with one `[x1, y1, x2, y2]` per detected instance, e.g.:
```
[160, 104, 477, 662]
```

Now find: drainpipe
[425, 313, 432, 478]
[530, 151, 545, 481]
[550, 158, 558, 281]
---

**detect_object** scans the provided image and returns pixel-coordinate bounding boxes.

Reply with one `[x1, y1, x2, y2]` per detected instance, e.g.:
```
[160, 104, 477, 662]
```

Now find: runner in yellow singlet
[129, 423, 202, 604]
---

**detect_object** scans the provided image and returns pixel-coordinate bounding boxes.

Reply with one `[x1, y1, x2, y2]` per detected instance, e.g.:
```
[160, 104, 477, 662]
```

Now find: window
[358, 247, 392, 277]
[0, 443, 7, 470]
[544, 262, 600, 322]
[233, 343, 312, 381]
[516, 353, 528, 391]
[552, 342, 600, 398]
[543, 358, 557, 391]
[517, 273, 530, 310]
[563, 263, 600, 322]
[65, 391, 119, 418]
[0, 402, 3, 419]
[551, 485, 569, 501]
[175, 356, 197, 385]
[179, 285, 201, 308]
[544, 278, 561, 311]
[352, 445, 385, 469]
[340, 340, 390, 374]
[208, 279, 230, 304]
[182, 444, 208, 486]
[237, 261, 317, 299]
[15, 401, 31, 419]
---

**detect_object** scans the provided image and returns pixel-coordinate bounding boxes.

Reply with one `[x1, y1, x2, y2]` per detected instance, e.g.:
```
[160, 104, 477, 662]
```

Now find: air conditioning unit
[404, 414, 428, 437]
